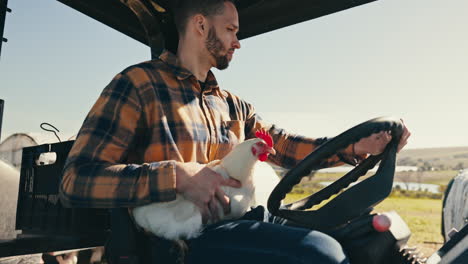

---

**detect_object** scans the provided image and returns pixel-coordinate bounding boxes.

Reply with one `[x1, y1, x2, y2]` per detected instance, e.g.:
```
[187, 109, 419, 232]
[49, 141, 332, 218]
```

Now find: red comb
[255, 130, 273, 148]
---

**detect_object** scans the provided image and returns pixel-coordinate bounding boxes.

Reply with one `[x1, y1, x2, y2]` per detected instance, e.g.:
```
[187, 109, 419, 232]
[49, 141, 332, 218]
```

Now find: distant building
[0, 133, 76, 168]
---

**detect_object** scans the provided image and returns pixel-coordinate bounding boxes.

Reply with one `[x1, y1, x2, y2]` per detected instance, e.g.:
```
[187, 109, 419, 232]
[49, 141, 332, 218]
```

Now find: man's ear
[193, 14, 206, 35]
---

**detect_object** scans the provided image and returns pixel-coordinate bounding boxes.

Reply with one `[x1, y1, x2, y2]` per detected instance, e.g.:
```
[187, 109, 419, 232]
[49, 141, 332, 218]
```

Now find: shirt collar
[159, 50, 220, 92]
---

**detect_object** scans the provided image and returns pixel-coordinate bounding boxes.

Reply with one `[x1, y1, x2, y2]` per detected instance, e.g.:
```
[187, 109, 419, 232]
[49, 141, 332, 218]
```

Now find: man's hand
[175, 162, 242, 224]
[42, 252, 78, 264]
[354, 120, 411, 156]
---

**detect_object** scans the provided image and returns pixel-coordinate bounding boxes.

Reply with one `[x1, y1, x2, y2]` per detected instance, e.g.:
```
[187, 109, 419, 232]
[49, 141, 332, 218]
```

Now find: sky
[0, 0, 467, 149]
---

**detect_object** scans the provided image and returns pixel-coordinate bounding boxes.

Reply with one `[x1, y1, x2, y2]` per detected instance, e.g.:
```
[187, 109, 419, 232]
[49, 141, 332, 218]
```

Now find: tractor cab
[0, 0, 467, 263]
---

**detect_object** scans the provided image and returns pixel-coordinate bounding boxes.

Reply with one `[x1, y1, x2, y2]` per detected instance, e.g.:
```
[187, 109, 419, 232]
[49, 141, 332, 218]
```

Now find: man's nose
[233, 37, 241, 49]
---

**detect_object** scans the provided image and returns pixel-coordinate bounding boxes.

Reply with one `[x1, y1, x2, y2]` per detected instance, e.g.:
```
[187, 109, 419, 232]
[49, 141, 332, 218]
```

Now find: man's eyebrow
[230, 24, 240, 32]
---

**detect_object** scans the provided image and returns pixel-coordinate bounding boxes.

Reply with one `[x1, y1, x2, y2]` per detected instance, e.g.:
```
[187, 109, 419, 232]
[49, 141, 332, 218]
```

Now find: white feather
[132, 138, 280, 240]
[132, 195, 202, 239]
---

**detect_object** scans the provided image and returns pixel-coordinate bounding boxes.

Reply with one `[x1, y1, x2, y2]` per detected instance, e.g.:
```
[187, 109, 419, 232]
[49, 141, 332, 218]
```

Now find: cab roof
[56, 0, 377, 47]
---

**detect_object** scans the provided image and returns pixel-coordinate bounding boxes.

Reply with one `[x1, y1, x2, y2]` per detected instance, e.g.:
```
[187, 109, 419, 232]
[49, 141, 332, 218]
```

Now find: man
[59, 0, 411, 263]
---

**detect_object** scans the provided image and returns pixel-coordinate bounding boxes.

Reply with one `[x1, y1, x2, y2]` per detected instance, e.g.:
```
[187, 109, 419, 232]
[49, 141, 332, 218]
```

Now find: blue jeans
[185, 206, 349, 264]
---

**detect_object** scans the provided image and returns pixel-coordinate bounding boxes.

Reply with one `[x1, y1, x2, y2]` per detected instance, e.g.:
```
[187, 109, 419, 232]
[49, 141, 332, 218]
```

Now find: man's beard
[205, 26, 230, 70]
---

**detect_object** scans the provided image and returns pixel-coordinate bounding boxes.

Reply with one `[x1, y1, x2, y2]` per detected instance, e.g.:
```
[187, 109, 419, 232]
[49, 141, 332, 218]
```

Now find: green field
[374, 197, 443, 245]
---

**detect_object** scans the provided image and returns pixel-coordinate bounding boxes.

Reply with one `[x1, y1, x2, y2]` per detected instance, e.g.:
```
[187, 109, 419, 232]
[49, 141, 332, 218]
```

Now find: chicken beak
[268, 147, 276, 155]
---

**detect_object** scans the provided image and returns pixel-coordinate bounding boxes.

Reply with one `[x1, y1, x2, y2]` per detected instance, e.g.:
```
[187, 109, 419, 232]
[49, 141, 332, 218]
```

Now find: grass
[374, 198, 443, 244]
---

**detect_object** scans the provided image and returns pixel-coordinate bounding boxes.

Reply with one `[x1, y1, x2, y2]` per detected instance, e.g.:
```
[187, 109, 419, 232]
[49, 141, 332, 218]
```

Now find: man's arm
[60, 69, 242, 215]
[244, 106, 410, 168]
[59, 72, 177, 208]
[243, 107, 366, 169]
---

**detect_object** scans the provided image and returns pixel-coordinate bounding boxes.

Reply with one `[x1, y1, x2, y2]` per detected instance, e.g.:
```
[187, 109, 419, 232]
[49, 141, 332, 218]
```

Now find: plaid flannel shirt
[59, 51, 364, 208]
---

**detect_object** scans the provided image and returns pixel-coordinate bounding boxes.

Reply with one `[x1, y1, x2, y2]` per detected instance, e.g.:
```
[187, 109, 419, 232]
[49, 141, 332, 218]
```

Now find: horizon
[1, 0, 468, 149]
[2, 131, 468, 151]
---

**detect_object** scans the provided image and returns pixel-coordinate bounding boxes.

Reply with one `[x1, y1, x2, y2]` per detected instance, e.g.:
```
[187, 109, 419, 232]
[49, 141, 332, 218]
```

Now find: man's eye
[227, 28, 234, 31]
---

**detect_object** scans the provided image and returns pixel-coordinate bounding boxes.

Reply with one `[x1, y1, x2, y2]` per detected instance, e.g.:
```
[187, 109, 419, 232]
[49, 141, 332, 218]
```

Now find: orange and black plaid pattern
[59, 51, 363, 208]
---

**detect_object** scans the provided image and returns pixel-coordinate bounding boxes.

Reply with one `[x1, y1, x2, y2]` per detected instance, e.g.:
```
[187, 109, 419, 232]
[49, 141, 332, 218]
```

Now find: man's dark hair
[174, 0, 236, 35]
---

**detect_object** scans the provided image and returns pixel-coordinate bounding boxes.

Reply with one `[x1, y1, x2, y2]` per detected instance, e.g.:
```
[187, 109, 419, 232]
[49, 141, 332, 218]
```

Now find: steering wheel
[267, 117, 404, 232]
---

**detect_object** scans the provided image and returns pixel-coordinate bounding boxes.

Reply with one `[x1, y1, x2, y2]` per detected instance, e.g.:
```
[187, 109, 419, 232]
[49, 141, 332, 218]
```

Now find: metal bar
[120, 0, 166, 58]
[0, 0, 9, 60]
[0, 99, 4, 142]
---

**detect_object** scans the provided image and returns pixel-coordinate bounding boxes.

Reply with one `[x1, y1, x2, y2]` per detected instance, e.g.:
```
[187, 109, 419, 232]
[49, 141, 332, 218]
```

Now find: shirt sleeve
[243, 104, 367, 169]
[59, 72, 177, 208]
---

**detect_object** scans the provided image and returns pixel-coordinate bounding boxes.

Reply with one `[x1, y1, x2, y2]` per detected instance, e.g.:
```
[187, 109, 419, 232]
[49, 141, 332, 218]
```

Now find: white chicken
[132, 130, 279, 240]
